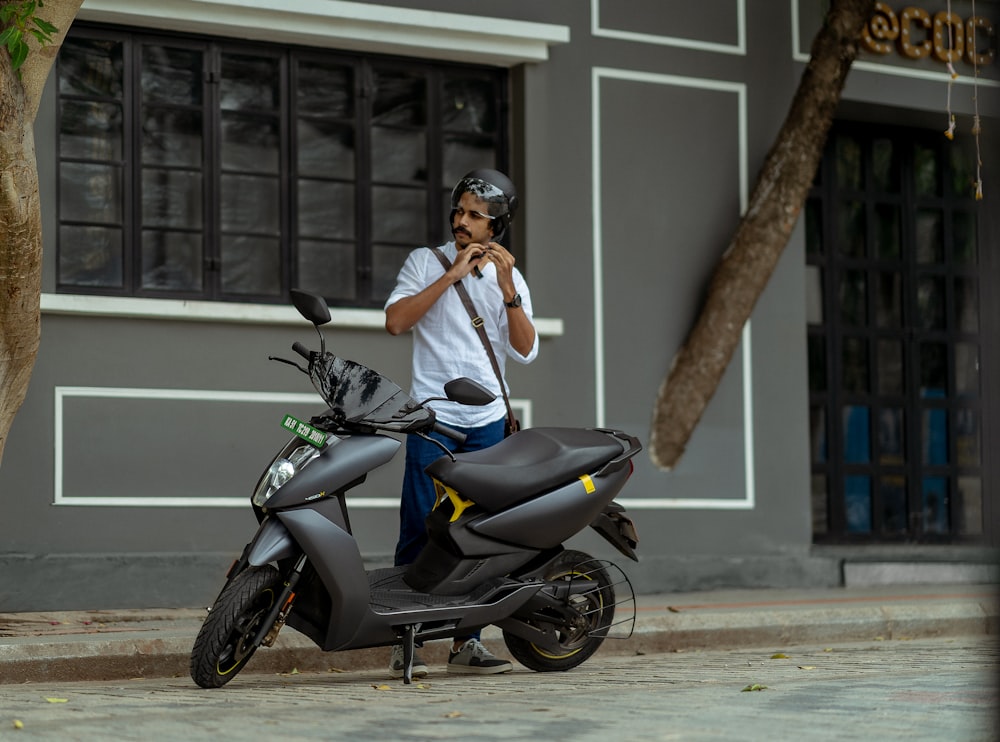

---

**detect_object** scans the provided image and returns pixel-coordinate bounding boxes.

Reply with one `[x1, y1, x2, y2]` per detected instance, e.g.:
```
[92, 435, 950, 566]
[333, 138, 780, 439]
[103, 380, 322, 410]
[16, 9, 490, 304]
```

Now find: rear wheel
[503, 550, 615, 672]
[190, 565, 281, 688]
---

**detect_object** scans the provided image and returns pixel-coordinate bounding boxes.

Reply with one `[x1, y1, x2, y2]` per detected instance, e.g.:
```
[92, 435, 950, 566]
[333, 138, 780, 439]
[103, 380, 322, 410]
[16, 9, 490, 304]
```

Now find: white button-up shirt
[384, 242, 538, 427]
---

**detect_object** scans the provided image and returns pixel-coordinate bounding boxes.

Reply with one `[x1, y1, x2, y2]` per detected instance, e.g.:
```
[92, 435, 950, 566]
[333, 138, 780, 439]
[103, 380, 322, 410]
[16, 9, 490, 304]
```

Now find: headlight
[252, 444, 321, 507]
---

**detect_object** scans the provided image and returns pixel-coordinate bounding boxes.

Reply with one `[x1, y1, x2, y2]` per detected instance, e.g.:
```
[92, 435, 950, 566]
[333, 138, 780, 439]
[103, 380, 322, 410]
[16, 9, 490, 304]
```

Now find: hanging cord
[970, 0, 984, 199]
[944, 0, 958, 140]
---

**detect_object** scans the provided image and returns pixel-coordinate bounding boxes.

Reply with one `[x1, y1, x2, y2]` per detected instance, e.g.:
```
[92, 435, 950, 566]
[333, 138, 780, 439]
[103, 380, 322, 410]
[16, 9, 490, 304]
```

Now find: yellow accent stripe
[580, 474, 596, 494]
[431, 480, 476, 522]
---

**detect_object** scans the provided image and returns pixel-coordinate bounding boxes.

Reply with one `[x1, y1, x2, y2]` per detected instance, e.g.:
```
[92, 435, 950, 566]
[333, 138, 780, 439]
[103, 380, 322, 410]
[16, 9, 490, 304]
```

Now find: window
[56, 25, 508, 307]
[807, 123, 982, 543]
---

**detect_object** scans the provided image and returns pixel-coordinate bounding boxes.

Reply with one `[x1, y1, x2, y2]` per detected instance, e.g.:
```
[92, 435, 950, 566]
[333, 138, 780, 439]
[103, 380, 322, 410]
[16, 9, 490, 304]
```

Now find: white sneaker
[389, 645, 428, 679]
[447, 639, 513, 675]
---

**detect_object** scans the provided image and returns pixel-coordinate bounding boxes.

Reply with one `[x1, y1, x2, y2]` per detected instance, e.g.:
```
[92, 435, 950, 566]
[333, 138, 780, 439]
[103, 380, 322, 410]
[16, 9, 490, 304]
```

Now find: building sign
[862, 2, 996, 67]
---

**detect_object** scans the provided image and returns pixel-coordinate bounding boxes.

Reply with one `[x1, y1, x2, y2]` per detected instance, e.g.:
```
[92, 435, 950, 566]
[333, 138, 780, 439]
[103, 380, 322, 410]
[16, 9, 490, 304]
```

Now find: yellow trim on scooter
[432, 480, 475, 522]
[579, 474, 595, 494]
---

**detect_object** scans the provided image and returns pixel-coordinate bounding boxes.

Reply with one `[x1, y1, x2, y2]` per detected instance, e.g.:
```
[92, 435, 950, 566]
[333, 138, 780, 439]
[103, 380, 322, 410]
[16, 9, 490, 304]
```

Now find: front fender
[247, 516, 299, 565]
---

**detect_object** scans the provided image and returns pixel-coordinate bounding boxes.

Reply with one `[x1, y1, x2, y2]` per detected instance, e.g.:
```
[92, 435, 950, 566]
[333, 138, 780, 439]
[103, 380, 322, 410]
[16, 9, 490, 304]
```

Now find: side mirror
[444, 378, 496, 406]
[290, 289, 332, 326]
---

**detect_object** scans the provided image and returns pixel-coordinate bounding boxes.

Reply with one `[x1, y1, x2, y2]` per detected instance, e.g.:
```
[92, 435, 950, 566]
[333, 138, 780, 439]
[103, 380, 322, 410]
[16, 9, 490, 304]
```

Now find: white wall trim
[592, 66, 754, 511]
[40, 293, 565, 336]
[78, 0, 570, 66]
[591, 0, 746, 56]
[53, 386, 532, 509]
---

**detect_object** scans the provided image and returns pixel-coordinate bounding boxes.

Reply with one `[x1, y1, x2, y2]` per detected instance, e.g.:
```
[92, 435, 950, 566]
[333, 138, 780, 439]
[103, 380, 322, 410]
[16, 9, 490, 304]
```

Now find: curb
[2, 598, 995, 685]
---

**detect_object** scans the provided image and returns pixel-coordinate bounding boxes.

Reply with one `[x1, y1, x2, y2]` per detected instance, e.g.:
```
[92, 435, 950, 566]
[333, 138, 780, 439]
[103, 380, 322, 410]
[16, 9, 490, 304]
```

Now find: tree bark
[0, 1, 82, 464]
[649, 0, 876, 470]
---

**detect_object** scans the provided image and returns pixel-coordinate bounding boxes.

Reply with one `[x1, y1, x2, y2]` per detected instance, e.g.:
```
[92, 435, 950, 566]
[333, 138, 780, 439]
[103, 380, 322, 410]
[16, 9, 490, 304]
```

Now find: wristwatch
[504, 293, 522, 309]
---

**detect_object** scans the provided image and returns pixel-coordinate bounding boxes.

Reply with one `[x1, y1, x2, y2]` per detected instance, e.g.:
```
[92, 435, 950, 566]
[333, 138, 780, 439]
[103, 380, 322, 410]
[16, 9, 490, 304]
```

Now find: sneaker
[389, 645, 428, 679]
[446, 639, 513, 675]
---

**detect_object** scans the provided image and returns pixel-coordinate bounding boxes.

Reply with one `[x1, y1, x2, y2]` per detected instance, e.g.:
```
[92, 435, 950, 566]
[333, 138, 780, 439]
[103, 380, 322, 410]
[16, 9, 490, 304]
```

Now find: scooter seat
[424, 427, 626, 513]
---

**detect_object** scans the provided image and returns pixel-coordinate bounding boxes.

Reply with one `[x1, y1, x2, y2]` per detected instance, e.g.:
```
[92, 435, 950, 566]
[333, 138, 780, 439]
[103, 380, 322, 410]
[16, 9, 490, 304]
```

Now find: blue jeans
[394, 417, 505, 646]
[394, 416, 505, 567]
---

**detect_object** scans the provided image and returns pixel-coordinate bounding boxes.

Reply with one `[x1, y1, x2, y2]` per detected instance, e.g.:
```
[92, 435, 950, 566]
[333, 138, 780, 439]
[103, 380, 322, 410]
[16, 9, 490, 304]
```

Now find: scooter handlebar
[292, 342, 311, 360]
[433, 421, 466, 445]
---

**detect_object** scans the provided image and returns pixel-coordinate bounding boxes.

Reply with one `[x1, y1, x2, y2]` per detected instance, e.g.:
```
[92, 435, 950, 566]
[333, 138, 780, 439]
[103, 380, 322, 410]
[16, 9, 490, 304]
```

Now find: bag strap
[430, 247, 517, 430]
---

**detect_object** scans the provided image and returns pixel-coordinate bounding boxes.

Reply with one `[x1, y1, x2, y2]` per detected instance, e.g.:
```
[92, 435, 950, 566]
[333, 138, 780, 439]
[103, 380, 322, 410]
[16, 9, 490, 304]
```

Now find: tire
[502, 550, 615, 672]
[190, 565, 281, 688]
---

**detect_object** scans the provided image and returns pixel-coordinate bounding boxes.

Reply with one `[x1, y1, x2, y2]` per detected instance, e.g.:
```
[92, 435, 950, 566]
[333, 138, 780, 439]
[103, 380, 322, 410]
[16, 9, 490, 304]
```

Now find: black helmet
[450, 168, 518, 239]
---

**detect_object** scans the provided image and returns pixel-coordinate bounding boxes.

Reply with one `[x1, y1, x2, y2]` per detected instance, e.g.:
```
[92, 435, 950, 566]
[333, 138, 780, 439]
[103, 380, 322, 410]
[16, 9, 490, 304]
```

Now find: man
[384, 169, 538, 677]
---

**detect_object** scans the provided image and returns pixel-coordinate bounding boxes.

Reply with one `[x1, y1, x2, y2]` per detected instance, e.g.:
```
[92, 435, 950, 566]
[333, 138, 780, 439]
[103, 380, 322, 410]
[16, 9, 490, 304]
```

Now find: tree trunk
[649, 0, 876, 470]
[0, 1, 82, 464]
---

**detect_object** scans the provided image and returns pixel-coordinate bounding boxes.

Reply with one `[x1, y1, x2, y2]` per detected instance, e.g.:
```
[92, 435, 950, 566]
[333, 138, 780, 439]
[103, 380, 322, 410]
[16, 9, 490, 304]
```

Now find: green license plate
[281, 414, 329, 447]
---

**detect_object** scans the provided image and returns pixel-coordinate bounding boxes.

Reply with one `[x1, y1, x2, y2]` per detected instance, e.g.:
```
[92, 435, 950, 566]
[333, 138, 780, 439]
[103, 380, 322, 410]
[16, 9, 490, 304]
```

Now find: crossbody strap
[430, 247, 517, 429]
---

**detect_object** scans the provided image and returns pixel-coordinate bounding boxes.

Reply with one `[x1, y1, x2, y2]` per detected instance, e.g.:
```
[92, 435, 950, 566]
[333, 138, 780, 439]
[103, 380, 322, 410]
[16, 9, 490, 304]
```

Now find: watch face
[506, 294, 521, 308]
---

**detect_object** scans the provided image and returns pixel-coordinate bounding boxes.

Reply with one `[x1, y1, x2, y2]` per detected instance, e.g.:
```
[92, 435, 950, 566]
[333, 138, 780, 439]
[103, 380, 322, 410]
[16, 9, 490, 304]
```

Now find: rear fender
[589, 502, 639, 561]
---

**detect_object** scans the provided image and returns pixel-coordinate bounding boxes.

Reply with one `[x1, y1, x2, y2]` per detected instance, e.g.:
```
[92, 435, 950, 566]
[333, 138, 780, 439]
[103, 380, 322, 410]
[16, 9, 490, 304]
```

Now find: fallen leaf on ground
[798, 665, 816, 670]
[371, 684, 392, 691]
[13, 720, 24, 729]
[44, 698, 68, 704]
[741, 684, 768, 692]
[444, 711, 463, 718]
[770, 653, 789, 659]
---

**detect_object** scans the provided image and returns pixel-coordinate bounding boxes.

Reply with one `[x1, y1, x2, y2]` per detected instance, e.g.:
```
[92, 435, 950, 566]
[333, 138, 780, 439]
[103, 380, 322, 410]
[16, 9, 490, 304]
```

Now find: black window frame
[55, 23, 510, 308]
[807, 121, 984, 545]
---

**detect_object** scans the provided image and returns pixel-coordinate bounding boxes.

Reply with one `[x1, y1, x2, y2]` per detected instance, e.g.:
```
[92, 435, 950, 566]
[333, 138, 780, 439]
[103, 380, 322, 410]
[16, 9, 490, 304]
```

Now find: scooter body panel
[469, 465, 631, 549]
[266, 434, 400, 510]
[340, 575, 545, 650]
[276, 503, 370, 650]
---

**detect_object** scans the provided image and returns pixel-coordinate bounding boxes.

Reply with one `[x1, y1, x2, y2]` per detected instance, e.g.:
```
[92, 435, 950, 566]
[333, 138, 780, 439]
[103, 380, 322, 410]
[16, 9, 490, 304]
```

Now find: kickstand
[401, 623, 421, 685]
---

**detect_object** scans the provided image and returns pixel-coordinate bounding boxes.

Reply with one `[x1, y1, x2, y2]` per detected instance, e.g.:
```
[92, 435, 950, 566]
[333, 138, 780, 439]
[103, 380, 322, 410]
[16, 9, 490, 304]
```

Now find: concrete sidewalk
[1, 583, 996, 685]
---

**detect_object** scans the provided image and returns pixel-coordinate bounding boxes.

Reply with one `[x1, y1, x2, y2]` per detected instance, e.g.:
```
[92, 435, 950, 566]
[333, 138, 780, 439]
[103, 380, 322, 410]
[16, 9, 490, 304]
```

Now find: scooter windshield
[309, 352, 430, 430]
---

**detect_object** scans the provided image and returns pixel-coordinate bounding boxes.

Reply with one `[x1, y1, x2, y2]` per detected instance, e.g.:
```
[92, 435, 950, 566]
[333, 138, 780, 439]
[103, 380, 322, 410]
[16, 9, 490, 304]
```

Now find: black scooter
[190, 290, 641, 687]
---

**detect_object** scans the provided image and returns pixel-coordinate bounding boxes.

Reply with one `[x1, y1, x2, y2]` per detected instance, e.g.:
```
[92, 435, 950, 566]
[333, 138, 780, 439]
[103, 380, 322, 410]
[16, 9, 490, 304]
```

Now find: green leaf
[0, 26, 18, 47]
[10, 38, 29, 69]
[33, 17, 57, 35]
[741, 683, 768, 692]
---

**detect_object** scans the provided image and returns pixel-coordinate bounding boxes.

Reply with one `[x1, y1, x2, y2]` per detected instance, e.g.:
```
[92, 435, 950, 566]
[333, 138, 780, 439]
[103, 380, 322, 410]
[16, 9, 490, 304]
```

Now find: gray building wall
[1, 0, 996, 610]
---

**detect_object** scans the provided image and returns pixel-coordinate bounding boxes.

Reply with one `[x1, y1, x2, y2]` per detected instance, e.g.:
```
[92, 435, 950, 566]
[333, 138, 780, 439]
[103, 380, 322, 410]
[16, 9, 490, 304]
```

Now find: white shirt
[384, 242, 538, 427]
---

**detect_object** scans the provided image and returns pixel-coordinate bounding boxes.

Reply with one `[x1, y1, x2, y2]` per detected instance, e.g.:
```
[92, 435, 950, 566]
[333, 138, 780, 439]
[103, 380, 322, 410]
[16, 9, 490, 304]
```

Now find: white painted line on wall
[53, 386, 530, 509]
[592, 66, 754, 510]
[592, 0, 746, 56]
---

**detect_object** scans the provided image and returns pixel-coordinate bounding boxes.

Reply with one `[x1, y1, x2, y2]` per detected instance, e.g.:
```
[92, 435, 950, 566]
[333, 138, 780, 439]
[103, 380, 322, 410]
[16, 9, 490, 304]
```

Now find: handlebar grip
[292, 342, 311, 360]
[433, 421, 466, 445]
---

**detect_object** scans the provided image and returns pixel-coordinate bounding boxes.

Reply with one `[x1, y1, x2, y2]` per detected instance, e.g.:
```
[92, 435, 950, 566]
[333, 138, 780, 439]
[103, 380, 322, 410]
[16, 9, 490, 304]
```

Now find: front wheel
[190, 565, 281, 688]
[503, 550, 615, 672]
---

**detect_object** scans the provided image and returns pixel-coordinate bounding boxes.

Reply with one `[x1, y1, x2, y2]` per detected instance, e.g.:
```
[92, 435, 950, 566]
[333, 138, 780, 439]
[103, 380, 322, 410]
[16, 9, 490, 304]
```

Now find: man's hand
[449, 243, 488, 281]
[479, 242, 517, 299]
